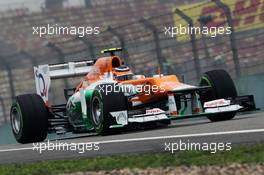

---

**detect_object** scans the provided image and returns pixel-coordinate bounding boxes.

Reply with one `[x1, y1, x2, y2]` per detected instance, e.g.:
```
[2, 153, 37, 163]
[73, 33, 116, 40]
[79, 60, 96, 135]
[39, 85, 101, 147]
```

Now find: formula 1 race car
[10, 48, 258, 143]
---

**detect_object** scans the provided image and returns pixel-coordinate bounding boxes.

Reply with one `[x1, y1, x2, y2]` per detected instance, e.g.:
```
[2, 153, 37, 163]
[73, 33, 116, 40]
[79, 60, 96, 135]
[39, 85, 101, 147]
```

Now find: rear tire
[90, 84, 127, 135]
[10, 94, 49, 143]
[200, 69, 237, 122]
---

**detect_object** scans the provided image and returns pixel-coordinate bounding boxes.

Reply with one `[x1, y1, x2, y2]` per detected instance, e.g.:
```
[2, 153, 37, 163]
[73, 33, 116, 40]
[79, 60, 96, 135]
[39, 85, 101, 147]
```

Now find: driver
[113, 65, 134, 81]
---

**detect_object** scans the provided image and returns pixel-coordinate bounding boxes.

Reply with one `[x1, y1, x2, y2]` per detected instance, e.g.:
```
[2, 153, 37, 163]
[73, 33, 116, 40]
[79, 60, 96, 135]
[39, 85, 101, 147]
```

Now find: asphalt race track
[0, 112, 263, 164]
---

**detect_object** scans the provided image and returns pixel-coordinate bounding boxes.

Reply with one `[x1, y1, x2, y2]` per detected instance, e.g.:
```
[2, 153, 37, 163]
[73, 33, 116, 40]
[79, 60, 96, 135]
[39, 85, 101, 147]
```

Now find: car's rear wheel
[91, 84, 127, 135]
[10, 94, 49, 143]
[200, 69, 237, 122]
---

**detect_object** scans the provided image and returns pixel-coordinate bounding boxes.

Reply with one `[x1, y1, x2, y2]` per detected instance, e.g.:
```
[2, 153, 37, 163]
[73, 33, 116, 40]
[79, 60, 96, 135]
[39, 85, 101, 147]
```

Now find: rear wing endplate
[34, 60, 94, 103]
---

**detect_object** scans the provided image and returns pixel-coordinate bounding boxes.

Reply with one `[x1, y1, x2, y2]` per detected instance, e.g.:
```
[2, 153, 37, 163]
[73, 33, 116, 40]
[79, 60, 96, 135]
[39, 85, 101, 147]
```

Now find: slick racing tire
[10, 94, 49, 144]
[91, 84, 127, 135]
[200, 69, 237, 122]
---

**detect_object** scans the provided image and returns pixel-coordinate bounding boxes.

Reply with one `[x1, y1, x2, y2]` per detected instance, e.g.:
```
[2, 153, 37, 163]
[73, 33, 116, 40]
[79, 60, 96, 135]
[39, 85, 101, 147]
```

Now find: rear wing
[34, 60, 94, 103]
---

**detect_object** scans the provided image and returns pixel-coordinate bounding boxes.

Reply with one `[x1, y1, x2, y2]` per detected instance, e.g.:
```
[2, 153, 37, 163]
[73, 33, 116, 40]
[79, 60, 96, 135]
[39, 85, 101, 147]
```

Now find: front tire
[90, 84, 127, 135]
[200, 69, 237, 122]
[10, 94, 49, 143]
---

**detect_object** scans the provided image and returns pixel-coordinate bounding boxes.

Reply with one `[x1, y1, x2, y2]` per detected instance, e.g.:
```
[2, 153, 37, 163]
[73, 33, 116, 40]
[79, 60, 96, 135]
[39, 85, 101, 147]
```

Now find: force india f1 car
[10, 48, 258, 143]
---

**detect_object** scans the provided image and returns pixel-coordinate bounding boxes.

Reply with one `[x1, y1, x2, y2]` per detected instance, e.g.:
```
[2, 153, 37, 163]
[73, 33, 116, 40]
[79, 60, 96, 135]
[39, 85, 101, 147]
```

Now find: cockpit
[114, 65, 145, 81]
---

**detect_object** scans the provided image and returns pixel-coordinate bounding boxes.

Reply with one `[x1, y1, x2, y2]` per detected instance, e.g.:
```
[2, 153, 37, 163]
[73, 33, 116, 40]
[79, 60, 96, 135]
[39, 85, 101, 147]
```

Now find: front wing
[109, 95, 258, 128]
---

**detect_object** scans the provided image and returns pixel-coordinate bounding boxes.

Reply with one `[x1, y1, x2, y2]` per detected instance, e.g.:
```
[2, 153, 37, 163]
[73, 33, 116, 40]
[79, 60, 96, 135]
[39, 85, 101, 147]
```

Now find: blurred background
[0, 0, 263, 144]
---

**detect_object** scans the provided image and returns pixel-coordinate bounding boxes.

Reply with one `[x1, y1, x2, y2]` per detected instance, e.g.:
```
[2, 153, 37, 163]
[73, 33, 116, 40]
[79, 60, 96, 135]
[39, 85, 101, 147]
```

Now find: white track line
[99, 128, 264, 144]
[0, 147, 32, 152]
[0, 128, 264, 153]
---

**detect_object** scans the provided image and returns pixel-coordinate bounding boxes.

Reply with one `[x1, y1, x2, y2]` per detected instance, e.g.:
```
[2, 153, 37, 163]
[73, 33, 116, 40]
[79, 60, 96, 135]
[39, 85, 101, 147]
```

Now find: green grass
[0, 144, 263, 175]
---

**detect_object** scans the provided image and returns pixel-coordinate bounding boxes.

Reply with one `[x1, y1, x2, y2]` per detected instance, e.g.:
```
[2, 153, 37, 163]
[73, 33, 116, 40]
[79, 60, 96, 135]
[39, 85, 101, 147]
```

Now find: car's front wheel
[200, 69, 237, 122]
[90, 84, 127, 135]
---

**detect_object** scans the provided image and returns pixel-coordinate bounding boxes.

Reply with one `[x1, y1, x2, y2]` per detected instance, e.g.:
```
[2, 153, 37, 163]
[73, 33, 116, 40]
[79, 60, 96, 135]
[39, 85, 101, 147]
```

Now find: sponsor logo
[35, 70, 48, 97]
[204, 99, 231, 108]
[146, 108, 164, 115]
[173, 0, 264, 41]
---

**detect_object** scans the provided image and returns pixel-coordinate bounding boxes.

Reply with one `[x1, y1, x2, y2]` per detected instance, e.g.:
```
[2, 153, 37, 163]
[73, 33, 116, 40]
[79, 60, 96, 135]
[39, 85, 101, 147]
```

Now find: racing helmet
[114, 65, 133, 81]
